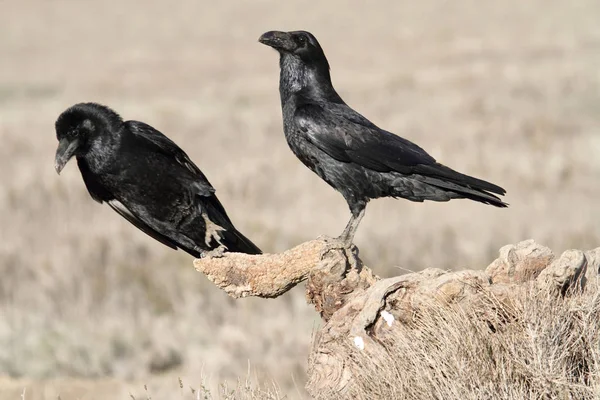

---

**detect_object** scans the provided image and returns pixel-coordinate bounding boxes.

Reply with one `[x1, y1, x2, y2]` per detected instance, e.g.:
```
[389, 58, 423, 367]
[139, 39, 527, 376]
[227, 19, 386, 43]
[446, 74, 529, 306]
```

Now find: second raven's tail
[414, 163, 508, 208]
[202, 195, 263, 255]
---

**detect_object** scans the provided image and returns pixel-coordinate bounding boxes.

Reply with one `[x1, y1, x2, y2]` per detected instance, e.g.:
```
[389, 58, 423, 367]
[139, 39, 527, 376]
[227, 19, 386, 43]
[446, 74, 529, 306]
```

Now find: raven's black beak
[55, 138, 79, 175]
[258, 31, 295, 52]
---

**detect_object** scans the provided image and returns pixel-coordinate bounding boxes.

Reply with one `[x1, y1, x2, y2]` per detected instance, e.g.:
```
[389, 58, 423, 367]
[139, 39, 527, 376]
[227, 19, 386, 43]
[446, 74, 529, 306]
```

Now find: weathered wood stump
[194, 239, 597, 399]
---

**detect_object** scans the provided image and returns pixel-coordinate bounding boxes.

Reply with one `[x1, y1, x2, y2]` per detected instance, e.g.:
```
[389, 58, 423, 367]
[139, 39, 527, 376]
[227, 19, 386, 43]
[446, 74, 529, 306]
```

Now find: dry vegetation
[303, 242, 600, 399]
[1, 0, 599, 398]
[189, 237, 600, 399]
[326, 285, 600, 400]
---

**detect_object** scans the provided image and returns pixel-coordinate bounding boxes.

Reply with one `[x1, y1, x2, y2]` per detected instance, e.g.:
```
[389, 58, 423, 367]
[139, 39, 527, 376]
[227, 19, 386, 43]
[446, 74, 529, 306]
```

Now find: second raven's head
[54, 103, 122, 174]
[259, 30, 329, 69]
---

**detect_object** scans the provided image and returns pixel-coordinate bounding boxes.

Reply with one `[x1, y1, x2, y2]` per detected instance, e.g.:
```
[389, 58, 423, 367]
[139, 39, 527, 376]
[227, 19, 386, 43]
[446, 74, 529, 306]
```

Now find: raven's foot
[200, 245, 227, 259]
[316, 235, 352, 259]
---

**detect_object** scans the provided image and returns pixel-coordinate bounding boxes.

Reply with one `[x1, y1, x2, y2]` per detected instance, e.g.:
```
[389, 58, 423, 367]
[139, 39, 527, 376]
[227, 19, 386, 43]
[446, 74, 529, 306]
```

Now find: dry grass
[0, 0, 599, 398]
[327, 285, 600, 400]
[2, 375, 286, 400]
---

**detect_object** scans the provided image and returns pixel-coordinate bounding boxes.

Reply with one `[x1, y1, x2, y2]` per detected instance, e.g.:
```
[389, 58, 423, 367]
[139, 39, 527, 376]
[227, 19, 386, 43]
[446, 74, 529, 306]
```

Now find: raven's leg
[338, 204, 366, 246]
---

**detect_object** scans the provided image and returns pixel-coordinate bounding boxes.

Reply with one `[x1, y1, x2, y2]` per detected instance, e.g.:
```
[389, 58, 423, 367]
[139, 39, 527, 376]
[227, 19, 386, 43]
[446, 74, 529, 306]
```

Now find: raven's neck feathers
[279, 54, 343, 105]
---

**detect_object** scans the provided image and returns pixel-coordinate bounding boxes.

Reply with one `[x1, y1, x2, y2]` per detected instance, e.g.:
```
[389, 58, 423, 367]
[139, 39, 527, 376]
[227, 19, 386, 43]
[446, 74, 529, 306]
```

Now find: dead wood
[193, 238, 597, 398]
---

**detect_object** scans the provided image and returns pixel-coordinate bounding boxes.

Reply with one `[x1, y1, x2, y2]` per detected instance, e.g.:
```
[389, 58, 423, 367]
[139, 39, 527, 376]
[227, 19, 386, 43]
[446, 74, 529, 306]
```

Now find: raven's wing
[124, 121, 250, 250]
[125, 120, 216, 197]
[295, 102, 505, 196]
[295, 102, 436, 174]
[125, 121, 241, 224]
[106, 199, 189, 253]
[76, 157, 185, 253]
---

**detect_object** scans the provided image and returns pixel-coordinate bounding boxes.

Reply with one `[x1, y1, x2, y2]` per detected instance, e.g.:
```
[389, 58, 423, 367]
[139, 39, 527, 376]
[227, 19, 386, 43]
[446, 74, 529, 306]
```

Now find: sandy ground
[0, 0, 599, 398]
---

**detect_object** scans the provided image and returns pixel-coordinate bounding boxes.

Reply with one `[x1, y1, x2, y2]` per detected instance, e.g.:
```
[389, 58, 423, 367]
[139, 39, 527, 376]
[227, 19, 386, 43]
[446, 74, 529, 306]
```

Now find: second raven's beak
[55, 138, 80, 175]
[258, 31, 296, 52]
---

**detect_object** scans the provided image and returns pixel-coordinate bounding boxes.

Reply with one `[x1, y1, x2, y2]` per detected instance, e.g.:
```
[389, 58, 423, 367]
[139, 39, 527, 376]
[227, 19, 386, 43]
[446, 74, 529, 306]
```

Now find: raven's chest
[282, 103, 331, 180]
[282, 124, 317, 168]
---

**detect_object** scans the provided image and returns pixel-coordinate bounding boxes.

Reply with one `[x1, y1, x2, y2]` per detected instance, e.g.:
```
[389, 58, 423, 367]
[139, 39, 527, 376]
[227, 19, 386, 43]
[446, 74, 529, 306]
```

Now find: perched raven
[54, 102, 261, 257]
[259, 30, 507, 245]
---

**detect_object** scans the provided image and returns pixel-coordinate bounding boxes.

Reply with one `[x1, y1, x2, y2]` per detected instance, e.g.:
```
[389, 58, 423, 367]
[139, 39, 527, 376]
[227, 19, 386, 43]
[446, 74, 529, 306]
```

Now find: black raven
[54, 102, 261, 257]
[259, 30, 507, 245]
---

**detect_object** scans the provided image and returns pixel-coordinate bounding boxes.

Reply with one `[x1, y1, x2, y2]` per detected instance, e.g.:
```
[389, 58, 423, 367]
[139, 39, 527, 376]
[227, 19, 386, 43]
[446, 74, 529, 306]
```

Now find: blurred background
[1, 0, 599, 398]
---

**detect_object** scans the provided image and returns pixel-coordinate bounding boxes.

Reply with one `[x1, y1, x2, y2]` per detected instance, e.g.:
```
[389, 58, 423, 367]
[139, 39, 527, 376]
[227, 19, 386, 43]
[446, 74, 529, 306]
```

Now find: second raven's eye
[297, 35, 307, 46]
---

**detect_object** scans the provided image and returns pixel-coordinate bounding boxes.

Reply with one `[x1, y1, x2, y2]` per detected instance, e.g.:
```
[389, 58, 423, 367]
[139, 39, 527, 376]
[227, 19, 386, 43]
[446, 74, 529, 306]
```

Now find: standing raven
[259, 30, 507, 246]
[54, 102, 261, 257]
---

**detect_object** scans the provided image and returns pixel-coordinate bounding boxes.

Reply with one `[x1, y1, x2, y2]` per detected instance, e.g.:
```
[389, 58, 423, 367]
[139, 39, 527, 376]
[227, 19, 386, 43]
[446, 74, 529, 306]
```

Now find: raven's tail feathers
[221, 227, 263, 255]
[415, 163, 508, 208]
[202, 196, 263, 255]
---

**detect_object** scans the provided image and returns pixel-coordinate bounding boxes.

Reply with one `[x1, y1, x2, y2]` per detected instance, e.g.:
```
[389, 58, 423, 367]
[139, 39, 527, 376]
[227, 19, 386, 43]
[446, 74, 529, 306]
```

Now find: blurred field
[0, 0, 599, 398]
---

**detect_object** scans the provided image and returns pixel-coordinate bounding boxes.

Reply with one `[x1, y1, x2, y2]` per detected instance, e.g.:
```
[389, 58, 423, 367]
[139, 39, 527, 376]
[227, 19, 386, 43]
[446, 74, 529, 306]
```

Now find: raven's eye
[297, 35, 307, 45]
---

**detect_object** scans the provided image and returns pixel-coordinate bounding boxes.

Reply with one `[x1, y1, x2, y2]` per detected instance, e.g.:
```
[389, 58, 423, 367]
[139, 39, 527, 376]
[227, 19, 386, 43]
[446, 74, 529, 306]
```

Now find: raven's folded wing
[295, 102, 437, 174]
[125, 120, 252, 239]
[125, 120, 236, 221]
[107, 199, 188, 253]
[294, 103, 505, 196]
[125, 120, 215, 197]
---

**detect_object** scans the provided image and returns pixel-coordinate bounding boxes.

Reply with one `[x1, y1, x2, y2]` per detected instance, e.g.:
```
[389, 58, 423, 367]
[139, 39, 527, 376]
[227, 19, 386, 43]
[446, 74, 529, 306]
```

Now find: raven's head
[259, 30, 329, 68]
[54, 103, 122, 174]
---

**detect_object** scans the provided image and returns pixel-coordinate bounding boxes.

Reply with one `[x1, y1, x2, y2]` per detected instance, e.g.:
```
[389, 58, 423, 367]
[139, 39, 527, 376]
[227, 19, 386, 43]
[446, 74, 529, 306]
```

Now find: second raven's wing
[294, 102, 436, 174]
[294, 102, 505, 196]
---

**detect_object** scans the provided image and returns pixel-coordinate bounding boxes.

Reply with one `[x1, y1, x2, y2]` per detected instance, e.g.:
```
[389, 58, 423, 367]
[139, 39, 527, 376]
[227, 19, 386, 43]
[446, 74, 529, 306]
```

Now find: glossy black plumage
[259, 30, 507, 244]
[54, 102, 261, 257]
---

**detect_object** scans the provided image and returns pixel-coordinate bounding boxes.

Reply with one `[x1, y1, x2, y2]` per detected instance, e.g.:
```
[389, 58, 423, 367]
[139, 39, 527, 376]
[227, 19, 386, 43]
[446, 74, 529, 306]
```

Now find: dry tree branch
[194, 239, 325, 298]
